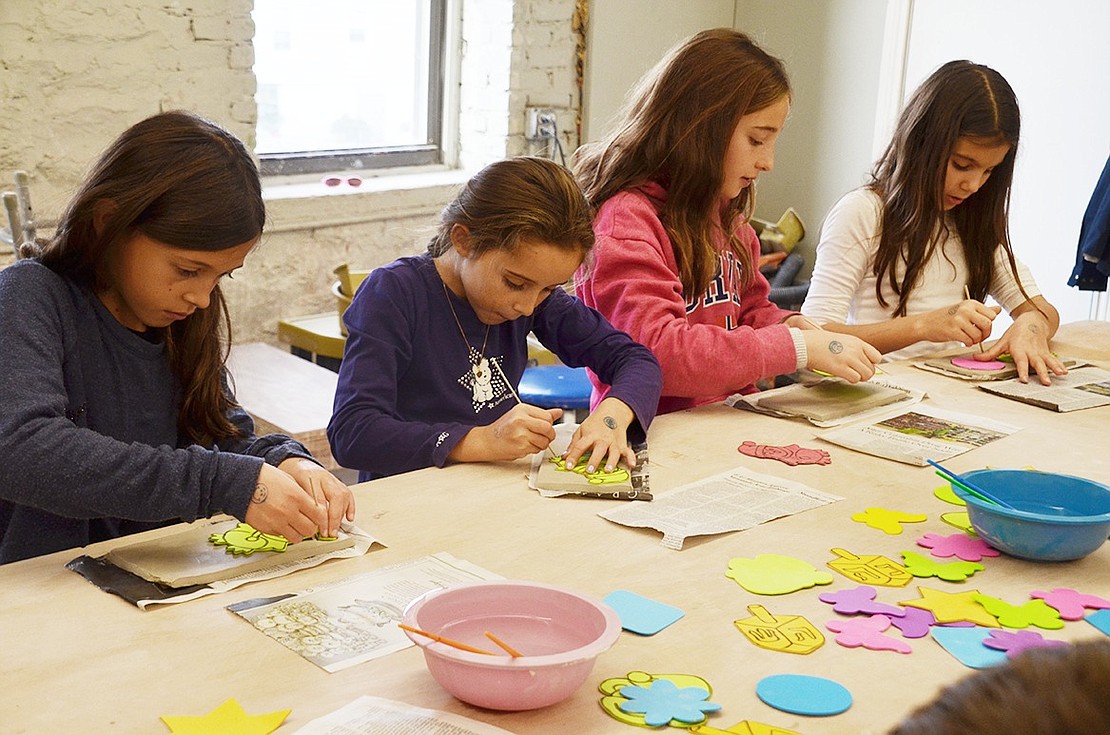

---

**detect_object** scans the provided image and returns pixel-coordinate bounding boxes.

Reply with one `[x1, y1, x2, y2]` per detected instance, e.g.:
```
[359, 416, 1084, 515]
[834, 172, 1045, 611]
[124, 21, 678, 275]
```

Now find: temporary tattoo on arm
[603, 416, 617, 429]
[828, 340, 844, 355]
[948, 306, 958, 315]
[251, 484, 269, 504]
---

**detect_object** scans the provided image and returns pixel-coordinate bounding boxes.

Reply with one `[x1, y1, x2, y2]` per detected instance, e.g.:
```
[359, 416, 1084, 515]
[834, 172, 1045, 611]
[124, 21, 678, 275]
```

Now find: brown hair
[30, 110, 265, 445]
[427, 156, 595, 259]
[870, 60, 1029, 316]
[889, 639, 1110, 734]
[574, 28, 790, 296]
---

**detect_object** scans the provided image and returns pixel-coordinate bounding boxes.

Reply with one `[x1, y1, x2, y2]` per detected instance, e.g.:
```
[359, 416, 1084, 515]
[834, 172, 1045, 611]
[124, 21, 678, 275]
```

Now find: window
[253, 0, 448, 176]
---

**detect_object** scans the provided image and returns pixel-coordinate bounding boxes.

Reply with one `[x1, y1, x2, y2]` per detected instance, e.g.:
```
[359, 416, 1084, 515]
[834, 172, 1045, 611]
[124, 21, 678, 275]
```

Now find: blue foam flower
[616, 678, 721, 727]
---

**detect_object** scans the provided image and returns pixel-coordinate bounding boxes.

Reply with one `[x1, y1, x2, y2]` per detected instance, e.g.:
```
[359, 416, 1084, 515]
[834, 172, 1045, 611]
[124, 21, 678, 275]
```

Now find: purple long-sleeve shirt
[328, 254, 662, 480]
[0, 259, 314, 563]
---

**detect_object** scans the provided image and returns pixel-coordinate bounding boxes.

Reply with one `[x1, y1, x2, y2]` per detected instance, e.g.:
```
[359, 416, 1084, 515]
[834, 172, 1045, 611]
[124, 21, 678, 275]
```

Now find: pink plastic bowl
[402, 580, 622, 711]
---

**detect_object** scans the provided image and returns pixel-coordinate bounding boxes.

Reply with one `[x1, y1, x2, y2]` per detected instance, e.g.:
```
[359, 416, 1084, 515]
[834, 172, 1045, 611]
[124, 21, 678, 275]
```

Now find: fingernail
[587, 465, 595, 473]
[606, 465, 614, 472]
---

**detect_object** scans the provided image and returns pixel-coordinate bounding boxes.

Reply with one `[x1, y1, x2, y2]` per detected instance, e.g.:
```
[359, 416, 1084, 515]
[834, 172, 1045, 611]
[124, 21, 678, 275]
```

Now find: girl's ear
[448, 223, 473, 258]
[91, 199, 117, 236]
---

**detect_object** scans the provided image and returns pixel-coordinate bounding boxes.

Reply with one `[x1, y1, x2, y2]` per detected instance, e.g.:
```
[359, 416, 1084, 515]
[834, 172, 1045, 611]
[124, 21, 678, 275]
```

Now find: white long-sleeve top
[802, 188, 1040, 361]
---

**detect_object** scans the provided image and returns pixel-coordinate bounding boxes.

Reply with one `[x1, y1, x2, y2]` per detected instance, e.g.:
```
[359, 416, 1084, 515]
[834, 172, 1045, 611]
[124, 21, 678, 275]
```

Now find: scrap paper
[228, 553, 501, 672]
[978, 365, 1110, 412]
[598, 465, 841, 549]
[290, 695, 517, 734]
[818, 403, 1020, 466]
[728, 376, 923, 428]
[67, 518, 381, 609]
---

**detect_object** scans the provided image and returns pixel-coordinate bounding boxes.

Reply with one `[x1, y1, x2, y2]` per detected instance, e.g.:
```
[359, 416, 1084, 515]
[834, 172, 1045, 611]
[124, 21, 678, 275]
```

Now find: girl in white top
[802, 61, 1065, 385]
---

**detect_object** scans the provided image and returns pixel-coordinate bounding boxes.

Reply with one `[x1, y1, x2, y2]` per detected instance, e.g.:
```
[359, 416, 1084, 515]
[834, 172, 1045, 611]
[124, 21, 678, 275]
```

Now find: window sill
[262, 166, 472, 234]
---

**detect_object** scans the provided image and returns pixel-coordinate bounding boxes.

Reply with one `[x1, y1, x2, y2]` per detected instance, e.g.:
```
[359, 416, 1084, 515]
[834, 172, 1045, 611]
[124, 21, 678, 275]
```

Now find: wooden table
[5, 323, 1109, 734]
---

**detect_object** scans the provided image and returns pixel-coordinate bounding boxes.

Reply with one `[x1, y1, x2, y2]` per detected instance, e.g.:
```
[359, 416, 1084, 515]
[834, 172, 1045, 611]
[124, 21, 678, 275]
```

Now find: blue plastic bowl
[949, 469, 1110, 562]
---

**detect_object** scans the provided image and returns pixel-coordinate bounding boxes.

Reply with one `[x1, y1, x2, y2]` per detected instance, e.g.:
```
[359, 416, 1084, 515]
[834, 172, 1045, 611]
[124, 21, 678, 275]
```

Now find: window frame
[257, 0, 449, 177]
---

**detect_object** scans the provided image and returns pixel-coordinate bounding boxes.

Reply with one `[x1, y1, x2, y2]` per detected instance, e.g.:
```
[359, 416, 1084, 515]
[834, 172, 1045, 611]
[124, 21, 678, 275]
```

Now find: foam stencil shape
[973, 595, 1064, 630]
[599, 671, 714, 728]
[899, 587, 999, 627]
[1030, 588, 1110, 621]
[161, 698, 290, 735]
[887, 606, 937, 639]
[826, 548, 912, 587]
[826, 615, 912, 654]
[687, 721, 801, 735]
[726, 554, 833, 595]
[756, 674, 852, 716]
[901, 551, 983, 582]
[940, 511, 974, 533]
[818, 585, 904, 617]
[734, 604, 825, 655]
[916, 532, 998, 561]
[738, 441, 831, 466]
[604, 590, 685, 636]
[616, 679, 721, 727]
[983, 629, 1069, 659]
[1086, 609, 1110, 637]
[932, 483, 965, 506]
[208, 522, 290, 555]
[931, 627, 1008, 669]
[851, 507, 928, 535]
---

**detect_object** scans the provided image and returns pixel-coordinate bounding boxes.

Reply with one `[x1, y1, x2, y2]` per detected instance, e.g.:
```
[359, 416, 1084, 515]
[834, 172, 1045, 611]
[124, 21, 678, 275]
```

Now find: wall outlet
[525, 107, 557, 140]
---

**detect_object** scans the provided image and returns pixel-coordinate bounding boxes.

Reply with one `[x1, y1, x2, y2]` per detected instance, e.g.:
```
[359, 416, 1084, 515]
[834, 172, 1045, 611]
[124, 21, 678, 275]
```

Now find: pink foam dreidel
[851, 507, 927, 535]
[916, 532, 999, 561]
[982, 629, 1069, 659]
[738, 441, 831, 466]
[974, 595, 1065, 630]
[825, 615, 912, 654]
[899, 586, 999, 627]
[818, 585, 905, 617]
[1030, 588, 1110, 621]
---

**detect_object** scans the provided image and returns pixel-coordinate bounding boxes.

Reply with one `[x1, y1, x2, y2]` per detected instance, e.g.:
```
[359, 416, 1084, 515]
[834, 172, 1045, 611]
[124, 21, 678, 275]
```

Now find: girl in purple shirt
[328, 157, 662, 480]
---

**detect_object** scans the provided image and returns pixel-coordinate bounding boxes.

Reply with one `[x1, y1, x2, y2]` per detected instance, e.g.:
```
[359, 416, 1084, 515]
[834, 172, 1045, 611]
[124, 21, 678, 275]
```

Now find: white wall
[901, 0, 1110, 327]
[581, 0, 736, 143]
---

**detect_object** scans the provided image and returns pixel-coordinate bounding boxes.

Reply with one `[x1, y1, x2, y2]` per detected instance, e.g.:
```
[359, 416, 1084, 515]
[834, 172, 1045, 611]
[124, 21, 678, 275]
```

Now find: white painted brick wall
[0, 0, 581, 343]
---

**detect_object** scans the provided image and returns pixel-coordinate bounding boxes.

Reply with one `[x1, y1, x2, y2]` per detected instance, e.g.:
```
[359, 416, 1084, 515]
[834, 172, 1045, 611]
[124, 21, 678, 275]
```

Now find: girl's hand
[916, 299, 1001, 347]
[277, 457, 357, 537]
[802, 330, 882, 383]
[563, 398, 636, 473]
[244, 462, 334, 542]
[452, 403, 562, 463]
[980, 311, 1067, 385]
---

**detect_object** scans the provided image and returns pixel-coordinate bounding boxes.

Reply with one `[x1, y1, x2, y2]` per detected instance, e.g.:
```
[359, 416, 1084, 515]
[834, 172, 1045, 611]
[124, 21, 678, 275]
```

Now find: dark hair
[427, 156, 594, 258]
[889, 639, 1110, 735]
[870, 60, 1029, 316]
[574, 28, 790, 297]
[29, 110, 265, 445]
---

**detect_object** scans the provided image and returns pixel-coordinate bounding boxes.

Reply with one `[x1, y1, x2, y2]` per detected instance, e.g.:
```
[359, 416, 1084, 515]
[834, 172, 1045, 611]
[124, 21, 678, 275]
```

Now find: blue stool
[518, 365, 592, 422]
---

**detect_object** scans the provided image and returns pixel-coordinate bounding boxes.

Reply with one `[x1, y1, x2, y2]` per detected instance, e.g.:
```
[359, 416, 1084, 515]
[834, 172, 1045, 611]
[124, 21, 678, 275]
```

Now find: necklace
[442, 281, 494, 403]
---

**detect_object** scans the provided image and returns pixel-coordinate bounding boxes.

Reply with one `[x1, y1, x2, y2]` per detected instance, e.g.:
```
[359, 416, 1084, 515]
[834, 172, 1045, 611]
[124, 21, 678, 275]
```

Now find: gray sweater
[0, 259, 312, 563]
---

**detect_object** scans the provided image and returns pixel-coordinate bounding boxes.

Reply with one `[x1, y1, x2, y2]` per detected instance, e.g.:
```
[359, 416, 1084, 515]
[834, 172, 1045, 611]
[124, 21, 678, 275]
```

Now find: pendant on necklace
[472, 357, 494, 402]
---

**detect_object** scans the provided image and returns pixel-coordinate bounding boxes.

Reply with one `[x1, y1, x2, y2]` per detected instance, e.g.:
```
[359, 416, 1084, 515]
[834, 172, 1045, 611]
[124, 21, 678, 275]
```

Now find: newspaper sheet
[817, 403, 1020, 466]
[597, 465, 842, 550]
[228, 553, 502, 672]
[292, 696, 517, 735]
[977, 365, 1110, 412]
[727, 376, 925, 428]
